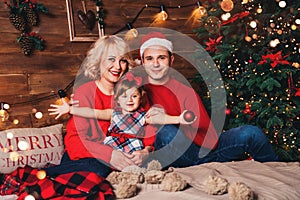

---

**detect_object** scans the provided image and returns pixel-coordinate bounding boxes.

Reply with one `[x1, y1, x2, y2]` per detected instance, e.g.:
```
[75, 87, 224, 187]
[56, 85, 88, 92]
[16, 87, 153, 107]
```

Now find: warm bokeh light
[18, 140, 29, 151]
[37, 170, 47, 180]
[35, 111, 43, 119]
[9, 152, 19, 162]
[6, 132, 14, 139]
[24, 195, 36, 200]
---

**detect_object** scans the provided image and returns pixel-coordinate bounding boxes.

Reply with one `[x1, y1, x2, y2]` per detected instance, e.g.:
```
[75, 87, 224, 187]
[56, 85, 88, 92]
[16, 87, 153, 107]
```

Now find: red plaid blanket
[0, 166, 115, 200]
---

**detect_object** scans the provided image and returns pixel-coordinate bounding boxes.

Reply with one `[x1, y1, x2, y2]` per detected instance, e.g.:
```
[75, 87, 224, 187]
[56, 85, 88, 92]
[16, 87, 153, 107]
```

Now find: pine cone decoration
[23, 6, 39, 26]
[18, 36, 34, 56]
[9, 10, 26, 31]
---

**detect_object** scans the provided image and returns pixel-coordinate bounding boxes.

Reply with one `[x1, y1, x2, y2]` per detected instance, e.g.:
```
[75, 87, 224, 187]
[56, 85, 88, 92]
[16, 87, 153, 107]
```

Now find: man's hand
[131, 148, 150, 166]
[179, 110, 197, 124]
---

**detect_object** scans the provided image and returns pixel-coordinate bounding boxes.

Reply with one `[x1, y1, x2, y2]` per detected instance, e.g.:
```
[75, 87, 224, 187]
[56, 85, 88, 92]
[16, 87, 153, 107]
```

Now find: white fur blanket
[124, 161, 300, 200]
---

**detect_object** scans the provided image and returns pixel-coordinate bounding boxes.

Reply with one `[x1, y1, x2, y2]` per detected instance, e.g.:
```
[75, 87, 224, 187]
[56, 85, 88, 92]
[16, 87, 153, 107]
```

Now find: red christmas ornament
[243, 103, 251, 114]
[225, 108, 231, 115]
[183, 110, 195, 122]
[295, 88, 300, 97]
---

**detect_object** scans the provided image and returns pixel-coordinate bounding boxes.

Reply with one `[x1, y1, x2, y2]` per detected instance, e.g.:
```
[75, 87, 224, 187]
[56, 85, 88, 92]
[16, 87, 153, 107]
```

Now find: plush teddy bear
[106, 160, 187, 199]
[203, 175, 254, 200]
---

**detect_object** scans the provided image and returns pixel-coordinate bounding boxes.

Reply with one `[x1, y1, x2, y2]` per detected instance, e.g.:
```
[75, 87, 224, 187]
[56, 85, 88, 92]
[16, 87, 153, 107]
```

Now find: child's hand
[48, 98, 70, 120]
[146, 106, 166, 124]
[179, 110, 197, 124]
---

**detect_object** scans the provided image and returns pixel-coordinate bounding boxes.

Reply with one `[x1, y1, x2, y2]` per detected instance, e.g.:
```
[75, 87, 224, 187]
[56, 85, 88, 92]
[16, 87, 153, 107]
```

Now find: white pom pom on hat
[140, 32, 173, 57]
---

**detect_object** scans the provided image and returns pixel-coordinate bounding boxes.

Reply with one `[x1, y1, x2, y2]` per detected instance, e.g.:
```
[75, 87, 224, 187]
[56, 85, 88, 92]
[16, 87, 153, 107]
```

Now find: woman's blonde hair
[82, 35, 135, 80]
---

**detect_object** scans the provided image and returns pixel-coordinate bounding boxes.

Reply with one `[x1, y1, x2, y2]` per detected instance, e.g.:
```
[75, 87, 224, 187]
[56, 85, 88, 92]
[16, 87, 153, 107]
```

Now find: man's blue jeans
[45, 152, 112, 178]
[151, 125, 279, 168]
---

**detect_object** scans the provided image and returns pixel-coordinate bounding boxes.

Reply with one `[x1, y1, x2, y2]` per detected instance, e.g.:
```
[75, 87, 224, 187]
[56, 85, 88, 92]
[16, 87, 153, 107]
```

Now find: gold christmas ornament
[204, 16, 221, 34]
[220, 0, 234, 12]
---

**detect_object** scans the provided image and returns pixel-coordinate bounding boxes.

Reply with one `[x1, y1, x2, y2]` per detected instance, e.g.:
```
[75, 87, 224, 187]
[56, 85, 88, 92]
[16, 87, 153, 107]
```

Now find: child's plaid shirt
[104, 107, 146, 154]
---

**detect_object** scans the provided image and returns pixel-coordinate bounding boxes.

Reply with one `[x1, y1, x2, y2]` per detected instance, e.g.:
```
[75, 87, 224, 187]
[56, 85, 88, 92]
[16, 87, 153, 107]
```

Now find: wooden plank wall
[0, 0, 206, 130]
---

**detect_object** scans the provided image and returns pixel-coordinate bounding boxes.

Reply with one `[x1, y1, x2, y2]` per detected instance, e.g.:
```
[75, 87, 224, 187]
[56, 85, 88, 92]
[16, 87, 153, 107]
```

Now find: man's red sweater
[144, 78, 219, 150]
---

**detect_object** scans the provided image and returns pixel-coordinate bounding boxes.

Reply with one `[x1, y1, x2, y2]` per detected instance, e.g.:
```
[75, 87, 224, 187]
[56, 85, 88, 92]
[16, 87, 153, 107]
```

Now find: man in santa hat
[138, 31, 278, 168]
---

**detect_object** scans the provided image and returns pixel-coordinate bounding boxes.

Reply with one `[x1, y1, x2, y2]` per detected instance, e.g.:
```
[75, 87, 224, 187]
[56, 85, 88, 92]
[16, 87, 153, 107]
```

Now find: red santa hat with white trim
[140, 31, 173, 57]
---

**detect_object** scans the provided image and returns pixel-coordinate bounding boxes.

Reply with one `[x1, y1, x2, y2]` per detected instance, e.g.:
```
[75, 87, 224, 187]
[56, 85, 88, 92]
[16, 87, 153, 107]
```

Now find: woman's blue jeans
[44, 152, 112, 178]
[151, 125, 279, 168]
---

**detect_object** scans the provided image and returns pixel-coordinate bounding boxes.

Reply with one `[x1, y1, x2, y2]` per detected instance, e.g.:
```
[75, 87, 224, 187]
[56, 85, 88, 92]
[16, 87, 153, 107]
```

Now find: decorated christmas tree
[193, 0, 300, 161]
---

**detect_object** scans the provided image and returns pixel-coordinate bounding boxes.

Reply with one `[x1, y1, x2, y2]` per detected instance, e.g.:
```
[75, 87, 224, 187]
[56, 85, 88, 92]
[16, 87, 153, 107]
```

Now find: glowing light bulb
[3, 103, 10, 110]
[198, 6, 207, 16]
[124, 23, 138, 40]
[0, 110, 9, 122]
[159, 5, 168, 21]
[0, 102, 9, 122]
[160, 11, 168, 21]
[55, 89, 69, 105]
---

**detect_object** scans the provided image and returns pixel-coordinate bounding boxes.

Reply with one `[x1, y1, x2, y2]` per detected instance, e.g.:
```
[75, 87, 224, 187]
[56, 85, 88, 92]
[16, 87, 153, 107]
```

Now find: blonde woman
[46, 35, 139, 177]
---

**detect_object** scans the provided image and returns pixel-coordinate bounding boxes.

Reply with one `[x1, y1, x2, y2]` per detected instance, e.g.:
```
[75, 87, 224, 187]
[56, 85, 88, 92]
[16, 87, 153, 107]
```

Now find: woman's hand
[110, 150, 136, 171]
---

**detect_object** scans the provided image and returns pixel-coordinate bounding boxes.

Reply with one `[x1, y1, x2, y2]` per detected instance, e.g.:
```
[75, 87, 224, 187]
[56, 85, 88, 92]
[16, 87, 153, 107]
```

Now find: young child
[49, 72, 195, 154]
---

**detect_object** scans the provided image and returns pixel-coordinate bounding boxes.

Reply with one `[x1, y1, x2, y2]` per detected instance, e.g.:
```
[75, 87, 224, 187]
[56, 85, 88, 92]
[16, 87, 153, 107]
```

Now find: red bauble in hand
[183, 110, 195, 122]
